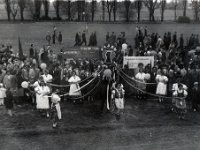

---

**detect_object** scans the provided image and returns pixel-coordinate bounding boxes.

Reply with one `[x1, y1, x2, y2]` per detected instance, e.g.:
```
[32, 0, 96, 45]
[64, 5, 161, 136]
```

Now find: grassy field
[0, 22, 199, 55]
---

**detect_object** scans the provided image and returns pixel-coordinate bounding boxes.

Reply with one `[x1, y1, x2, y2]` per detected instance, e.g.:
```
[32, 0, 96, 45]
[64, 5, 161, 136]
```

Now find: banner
[63, 46, 100, 59]
[123, 56, 154, 69]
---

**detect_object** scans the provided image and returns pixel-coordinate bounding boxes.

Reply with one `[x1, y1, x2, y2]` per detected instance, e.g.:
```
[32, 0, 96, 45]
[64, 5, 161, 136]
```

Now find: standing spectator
[46, 32, 51, 45]
[74, 32, 81, 46]
[172, 32, 177, 47]
[52, 32, 56, 45]
[5, 88, 13, 117]
[106, 32, 110, 43]
[93, 32, 97, 46]
[35, 79, 50, 118]
[68, 71, 81, 103]
[58, 32, 63, 45]
[156, 67, 168, 103]
[81, 31, 87, 46]
[144, 26, 148, 37]
[191, 82, 200, 112]
[135, 64, 147, 100]
[53, 25, 57, 37]
[29, 44, 34, 58]
[179, 34, 184, 50]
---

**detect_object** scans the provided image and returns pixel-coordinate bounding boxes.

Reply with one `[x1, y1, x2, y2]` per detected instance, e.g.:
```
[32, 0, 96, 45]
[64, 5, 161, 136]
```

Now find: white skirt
[69, 84, 81, 96]
[36, 94, 50, 109]
[156, 82, 167, 95]
[115, 98, 124, 109]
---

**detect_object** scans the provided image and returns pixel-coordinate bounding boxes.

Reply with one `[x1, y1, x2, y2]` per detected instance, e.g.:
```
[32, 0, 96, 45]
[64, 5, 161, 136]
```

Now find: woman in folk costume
[111, 83, 125, 120]
[51, 90, 62, 128]
[172, 83, 188, 119]
[68, 71, 81, 103]
[156, 67, 168, 103]
[34, 79, 51, 117]
[135, 63, 147, 100]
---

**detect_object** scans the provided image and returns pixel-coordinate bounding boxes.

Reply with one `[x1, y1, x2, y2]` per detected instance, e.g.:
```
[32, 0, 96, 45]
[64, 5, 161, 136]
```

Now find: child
[51, 91, 62, 128]
[111, 83, 125, 120]
[172, 84, 188, 119]
[0, 84, 6, 106]
[4, 88, 14, 117]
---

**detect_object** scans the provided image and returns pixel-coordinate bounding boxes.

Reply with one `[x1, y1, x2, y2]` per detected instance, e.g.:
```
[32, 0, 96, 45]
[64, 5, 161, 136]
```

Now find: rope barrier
[62, 79, 101, 100]
[117, 67, 157, 85]
[119, 72, 185, 100]
[46, 69, 103, 88]
[27, 76, 101, 100]
[73, 76, 97, 92]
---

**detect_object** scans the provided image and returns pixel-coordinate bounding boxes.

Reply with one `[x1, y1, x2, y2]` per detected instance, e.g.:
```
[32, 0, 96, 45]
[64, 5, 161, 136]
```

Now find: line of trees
[2, 0, 200, 22]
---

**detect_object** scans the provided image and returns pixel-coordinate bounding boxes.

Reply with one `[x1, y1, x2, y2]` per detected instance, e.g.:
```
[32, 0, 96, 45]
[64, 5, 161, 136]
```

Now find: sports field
[0, 22, 199, 55]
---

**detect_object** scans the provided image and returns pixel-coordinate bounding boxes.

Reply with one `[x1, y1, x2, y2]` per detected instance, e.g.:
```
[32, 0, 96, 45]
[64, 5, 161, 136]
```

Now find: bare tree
[124, 0, 132, 22]
[144, 0, 160, 22]
[134, 0, 143, 22]
[102, 0, 105, 21]
[4, 0, 11, 21]
[160, 0, 166, 22]
[18, 0, 26, 21]
[77, 0, 85, 21]
[61, 0, 76, 21]
[113, 0, 117, 21]
[91, 0, 97, 22]
[42, 0, 50, 19]
[10, 0, 18, 21]
[105, 0, 114, 21]
[34, 0, 42, 20]
[183, 0, 187, 17]
[27, 0, 35, 19]
[192, 0, 200, 21]
[53, 0, 62, 20]
[174, 0, 178, 21]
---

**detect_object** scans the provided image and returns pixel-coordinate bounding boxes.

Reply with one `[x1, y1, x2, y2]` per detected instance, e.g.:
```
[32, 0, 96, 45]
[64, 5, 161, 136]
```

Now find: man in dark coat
[179, 34, 184, 50]
[29, 44, 34, 58]
[191, 82, 200, 111]
[58, 32, 63, 45]
[81, 31, 87, 46]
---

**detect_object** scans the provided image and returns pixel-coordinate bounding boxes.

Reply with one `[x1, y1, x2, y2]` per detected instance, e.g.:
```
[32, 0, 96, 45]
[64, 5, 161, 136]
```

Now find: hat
[194, 82, 199, 85]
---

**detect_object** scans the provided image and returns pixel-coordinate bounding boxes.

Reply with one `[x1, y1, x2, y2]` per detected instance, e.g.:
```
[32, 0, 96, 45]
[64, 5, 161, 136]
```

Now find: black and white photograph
[0, 0, 200, 149]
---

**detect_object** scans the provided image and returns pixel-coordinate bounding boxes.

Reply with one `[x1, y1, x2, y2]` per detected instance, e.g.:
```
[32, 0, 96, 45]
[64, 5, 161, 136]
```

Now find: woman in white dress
[35, 80, 50, 117]
[135, 67, 147, 100]
[68, 71, 81, 103]
[156, 68, 168, 102]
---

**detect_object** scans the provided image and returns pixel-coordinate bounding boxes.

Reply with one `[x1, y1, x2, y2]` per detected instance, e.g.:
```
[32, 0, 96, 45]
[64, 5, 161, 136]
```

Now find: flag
[18, 37, 24, 59]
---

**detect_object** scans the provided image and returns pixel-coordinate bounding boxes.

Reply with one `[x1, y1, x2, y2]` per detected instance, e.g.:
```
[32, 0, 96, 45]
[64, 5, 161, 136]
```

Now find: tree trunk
[174, 7, 176, 21]
[20, 9, 24, 21]
[108, 12, 111, 22]
[68, 1, 71, 21]
[138, 8, 140, 22]
[5, 0, 11, 21]
[113, 1, 116, 21]
[102, 1, 105, 21]
[56, 1, 60, 19]
[92, 11, 94, 21]
[183, 0, 187, 17]
[126, 10, 129, 22]
[149, 9, 151, 21]
[161, 9, 164, 22]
